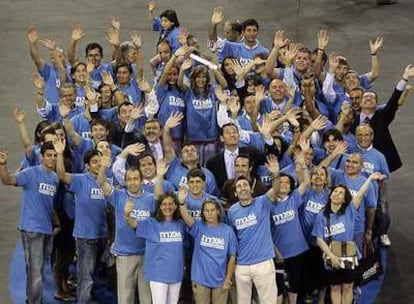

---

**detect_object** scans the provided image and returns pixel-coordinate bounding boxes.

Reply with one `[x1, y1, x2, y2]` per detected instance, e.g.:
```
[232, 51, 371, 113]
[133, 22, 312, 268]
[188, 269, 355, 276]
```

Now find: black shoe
[377, 0, 398, 5]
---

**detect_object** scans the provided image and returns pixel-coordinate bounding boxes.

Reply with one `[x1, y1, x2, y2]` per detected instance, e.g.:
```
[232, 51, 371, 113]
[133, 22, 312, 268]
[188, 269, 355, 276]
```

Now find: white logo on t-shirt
[38, 183, 56, 196]
[305, 200, 324, 214]
[272, 209, 295, 225]
[159, 231, 183, 242]
[169, 96, 185, 107]
[235, 214, 257, 230]
[90, 188, 105, 200]
[324, 221, 346, 237]
[200, 234, 225, 250]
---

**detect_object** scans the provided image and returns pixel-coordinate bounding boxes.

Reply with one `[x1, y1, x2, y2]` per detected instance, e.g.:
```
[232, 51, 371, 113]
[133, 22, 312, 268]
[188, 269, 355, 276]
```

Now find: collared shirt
[359, 113, 374, 125]
[224, 148, 239, 179]
[149, 141, 164, 162]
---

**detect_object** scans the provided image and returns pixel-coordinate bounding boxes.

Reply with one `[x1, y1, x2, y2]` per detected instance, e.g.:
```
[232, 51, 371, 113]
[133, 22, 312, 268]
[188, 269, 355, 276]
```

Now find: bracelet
[370, 53, 377, 56]
[317, 48, 325, 52]
[179, 203, 185, 206]
[402, 77, 408, 82]
[111, 87, 119, 93]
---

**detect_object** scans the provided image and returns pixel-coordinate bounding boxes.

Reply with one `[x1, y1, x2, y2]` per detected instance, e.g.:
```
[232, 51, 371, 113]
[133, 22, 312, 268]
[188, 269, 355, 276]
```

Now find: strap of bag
[335, 154, 344, 170]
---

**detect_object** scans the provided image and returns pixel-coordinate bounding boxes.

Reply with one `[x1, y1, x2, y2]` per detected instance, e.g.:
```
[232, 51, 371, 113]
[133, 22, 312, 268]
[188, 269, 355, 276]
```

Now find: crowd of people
[1, 2, 413, 304]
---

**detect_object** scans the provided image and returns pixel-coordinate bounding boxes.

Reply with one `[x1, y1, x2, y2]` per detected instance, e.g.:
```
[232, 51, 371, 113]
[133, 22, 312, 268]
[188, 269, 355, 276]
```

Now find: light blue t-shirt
[136, 218, 185, 283]
[270, 189, 309, 258]
[189, 221, 237, 288]
[69, 172, 108, 239]
[16, 165, 59, 234]
[109, 189, 156, 255]
[227, 194, 275, 265]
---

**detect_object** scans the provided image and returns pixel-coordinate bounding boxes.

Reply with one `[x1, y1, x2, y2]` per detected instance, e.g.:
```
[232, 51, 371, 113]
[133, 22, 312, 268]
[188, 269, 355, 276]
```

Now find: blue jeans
[21, 231, 52, 304]
[76, 238, 106, 304]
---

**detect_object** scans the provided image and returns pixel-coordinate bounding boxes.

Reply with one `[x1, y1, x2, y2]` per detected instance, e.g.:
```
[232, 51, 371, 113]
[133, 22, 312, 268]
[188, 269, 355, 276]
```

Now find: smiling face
[41, 149, 57, 170]
[345, 153, 363, 176]
[116, 66, 131, 85]
[87, 154, 101, 176]
[91, 123, 108, 142]
[294, 51, 311, 73]
[360, 91, 378, 111]
[60, 87, 76, 108]
[311, 167, 327, 188]
[330, 186, 346, 205]
[269, 79, 287, 102]
[96, 140, 111, 158]
[138, 155, 156, 180]
[87, 48, 102, 68]
[160, 17, 174, 31]
[220, 124, 239, 147]
[242, 25, 258, 43]
[356, 125, 374, 149]
[159, 195, 177, 220]
[344, 72, 360, 92]
[188, 176, 205, 197]
[158, 42, 171, 63]
[72, 63, 87, 85]
[144, 120, 162, 144]
[235, 178, 252, 201]
[202, 201, 220, 225]
[125, 169, 142, 194]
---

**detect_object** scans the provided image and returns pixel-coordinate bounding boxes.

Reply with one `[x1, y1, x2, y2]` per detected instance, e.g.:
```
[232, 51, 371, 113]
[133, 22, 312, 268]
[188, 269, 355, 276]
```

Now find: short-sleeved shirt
[136, 218, 185, 283]
[189, 221, 237, 288]
[16, 165, 59, 234]
[227, 195, 275, 265]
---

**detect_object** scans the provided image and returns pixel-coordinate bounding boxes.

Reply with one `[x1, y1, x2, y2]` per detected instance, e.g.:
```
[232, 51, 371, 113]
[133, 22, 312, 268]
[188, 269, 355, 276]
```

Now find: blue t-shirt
[141, 179, 176, 194]
[39, 62, 71, 104]
[70, 113, 91, 139]
[184, 192, 220, 221]
[189, 221, 237, 288]
[270, 189, 309, 258]
[152, 18, 181, 52]
[156, 84, 187, 140]
[69, 173, 108, 239]
[330, 170, 377, 233]
[90, 62, 114, 90]
[118, 81, 142, 105]
[227, 194, 275, 265]
[109, 189, 156, 255]
[300, 188, 329, 245]
[136, 218, 186, 283]
[166, 157, 220, 197]
[44, 104, 83, 123]
[218, 40, 269, 66]
[312, 203, 357, 243]
[352, 146, 390, 179]
[15, 165, 59, 234]
[185, 87, 219, 142]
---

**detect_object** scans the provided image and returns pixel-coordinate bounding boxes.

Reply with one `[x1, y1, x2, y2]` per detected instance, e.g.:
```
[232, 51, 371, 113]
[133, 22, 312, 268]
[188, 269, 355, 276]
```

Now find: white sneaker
[380, 234, 391, 247]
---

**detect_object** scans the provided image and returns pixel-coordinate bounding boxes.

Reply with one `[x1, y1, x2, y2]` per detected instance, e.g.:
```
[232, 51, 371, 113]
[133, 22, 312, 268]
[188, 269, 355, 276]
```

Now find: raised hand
[130, 31, 142, 49]
[137, 77, 152, 93]
[310, 115, 329, 131]
[165, 112, 184, 129]
[106, 27, 120, 46]
[71, 22, 85, 41]
[39, 37, 57, 50]
[130, 104, 144, 121]
[178, 185, 188, 203]
[332, 141, 348, 156]
[156, 158, 169, 176]
[27, 25, 39, 43]
[101, 155, 112, 168]
[0, 148, 8, 165]
[125, 143, 146, 156]
[86, 59, 95, 74]
[328, 52, 339, 74]
[227, 95, 240, 117]
[285, 107, 301, 127]
[273, 30, 289, 49]
[298, 137, 311, 153]
[317, 29, 329, 50]
[32, 73, 45, 90]
[53, 138, 66, 154]
[257, 115, 272, 139]
[255, 85, 265, 107]
[148, 0, 156, 12]
[101, 71, 115, 86]
[214, 86, 228, 103]
[402, 64, 414, 80]
[178, 27, 189, 46]
[265, 154, 280, 175]
[285, 43, 300, 63]
[370, 36, 383, 55]
[302, 73, 315, 87]
[12, 108, 25, 124]
[180, 58, 193, 71]
[174, 45, 192, 57]
[109, 16, 121, 31]
[85, 86, 97, 102]
[229, 59, 244, 78]
[211, 6, 224, 25]
[59, 104, 71, 119]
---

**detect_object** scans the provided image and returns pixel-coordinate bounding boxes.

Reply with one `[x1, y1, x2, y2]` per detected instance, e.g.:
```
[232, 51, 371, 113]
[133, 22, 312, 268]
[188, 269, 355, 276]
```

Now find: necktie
[228, 152, 236, 179]
[150, 145, 158, 161]
[363, 116, 371, 124]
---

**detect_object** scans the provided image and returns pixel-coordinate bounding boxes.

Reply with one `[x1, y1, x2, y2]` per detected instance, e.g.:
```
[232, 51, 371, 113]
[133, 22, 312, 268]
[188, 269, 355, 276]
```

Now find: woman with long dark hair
[312, 172, 384, 304]
[125, 192, 185, 304]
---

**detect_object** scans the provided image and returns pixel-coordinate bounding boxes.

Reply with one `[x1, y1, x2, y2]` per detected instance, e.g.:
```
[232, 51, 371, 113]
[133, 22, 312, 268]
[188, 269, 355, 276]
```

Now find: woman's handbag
[358, 241, 383, 285]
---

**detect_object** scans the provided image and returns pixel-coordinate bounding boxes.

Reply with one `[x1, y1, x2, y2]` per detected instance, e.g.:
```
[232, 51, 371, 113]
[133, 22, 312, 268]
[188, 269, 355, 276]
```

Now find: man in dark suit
[351, 64, 414, 172]
[206, 122, 267, 190]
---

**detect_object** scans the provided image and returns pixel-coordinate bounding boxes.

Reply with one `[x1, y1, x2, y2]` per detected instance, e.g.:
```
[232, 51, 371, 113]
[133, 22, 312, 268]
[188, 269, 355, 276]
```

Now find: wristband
[402, 77, 408, 82]
[111, 87, 119, 93]
[370, 53, 377, 56]
[179, 203, 185, 206]
[317, 48, 325, 52]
